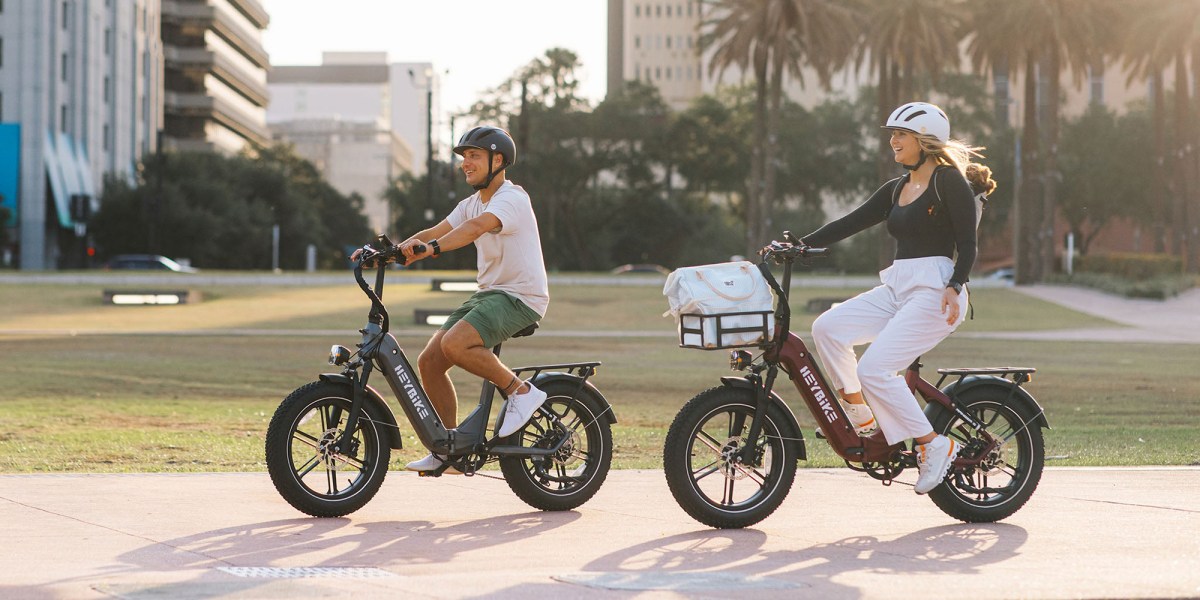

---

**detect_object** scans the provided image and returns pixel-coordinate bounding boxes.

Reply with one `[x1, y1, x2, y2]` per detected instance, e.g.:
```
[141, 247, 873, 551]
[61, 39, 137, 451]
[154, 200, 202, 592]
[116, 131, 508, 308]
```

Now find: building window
[103, 76, 110, 103]
[0, 36, 4, 68]
[1088, 64, 1105, 105]
[61, 1, 68, 29]
[635, 35, 640, 49]
[666, 36, 671, 49]
[666, 5, 671, 16]
[104, 28, 111, 55]
[61, 52, 68, 81]
[103, 124, 110, 150]
[634, 4, 640, 17]
[60, 104, 68, 132]
[656, 4, 661, 17]
[688, 2, 693, 17]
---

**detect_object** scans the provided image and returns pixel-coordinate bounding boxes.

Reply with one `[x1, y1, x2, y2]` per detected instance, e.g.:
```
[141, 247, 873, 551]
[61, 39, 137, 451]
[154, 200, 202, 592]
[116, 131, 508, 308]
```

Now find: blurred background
[0, 0, 1196, 290]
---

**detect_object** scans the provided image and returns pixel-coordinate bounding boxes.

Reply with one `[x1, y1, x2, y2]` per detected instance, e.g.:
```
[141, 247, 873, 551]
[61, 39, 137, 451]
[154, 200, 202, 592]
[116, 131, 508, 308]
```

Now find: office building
[161, 0, 270, 154]
[0, 0, 164, 270]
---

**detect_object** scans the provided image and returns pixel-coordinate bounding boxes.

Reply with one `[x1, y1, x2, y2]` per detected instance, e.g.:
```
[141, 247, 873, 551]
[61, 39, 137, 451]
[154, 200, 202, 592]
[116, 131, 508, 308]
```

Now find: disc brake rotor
[717, 436, 752, 480]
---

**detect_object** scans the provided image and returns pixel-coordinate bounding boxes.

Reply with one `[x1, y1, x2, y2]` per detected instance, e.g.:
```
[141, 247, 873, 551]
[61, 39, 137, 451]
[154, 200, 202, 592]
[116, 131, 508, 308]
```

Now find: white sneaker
[404, 453, 461, 475]
[914, 435, 960, 494]
[497, 382, 547, 437]
[841, 401, 878, 436]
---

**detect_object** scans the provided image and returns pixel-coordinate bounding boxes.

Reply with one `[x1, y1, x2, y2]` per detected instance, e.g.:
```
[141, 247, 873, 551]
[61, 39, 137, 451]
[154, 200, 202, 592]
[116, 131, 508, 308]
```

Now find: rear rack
[935, 366, 1036, 388]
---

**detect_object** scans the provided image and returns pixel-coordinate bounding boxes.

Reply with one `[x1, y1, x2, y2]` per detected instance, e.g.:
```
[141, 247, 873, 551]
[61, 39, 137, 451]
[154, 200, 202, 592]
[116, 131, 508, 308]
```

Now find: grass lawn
[1, 276, 1195, 472]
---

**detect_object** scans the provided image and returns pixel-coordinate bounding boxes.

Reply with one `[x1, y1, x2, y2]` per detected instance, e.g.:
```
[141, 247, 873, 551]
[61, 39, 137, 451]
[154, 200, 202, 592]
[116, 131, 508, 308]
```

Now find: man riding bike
[387, 125, 549, 473]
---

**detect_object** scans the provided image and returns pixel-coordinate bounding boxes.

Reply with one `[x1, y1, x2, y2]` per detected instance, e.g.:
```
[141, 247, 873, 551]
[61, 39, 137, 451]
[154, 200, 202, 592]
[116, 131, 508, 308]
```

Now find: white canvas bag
[663, 261, 775, 348]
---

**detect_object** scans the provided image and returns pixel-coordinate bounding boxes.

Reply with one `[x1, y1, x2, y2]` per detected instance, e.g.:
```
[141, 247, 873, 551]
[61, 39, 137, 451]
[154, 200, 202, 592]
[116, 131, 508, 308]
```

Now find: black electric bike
[663, 233, 1048, 528]
[265, 237, 616, 517]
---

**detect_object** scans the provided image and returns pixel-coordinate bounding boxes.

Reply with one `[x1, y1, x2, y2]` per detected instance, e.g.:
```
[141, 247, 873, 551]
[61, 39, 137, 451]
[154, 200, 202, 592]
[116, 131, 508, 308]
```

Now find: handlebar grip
[803, 247, 828, 256]
[411, 243, 426, 255]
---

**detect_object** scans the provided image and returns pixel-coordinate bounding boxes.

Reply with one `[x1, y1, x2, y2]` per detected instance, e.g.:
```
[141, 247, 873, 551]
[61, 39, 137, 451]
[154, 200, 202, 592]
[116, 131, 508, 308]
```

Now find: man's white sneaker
[497, 382, 547, 437]
[913, 435, 959, 494]
[404, 453, 461, 475]
[841, 401, 878, 436]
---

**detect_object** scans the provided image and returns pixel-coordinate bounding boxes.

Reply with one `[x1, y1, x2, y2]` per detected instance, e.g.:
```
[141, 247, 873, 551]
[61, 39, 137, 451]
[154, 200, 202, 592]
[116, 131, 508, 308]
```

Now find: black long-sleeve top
[800, 166, 978, 285]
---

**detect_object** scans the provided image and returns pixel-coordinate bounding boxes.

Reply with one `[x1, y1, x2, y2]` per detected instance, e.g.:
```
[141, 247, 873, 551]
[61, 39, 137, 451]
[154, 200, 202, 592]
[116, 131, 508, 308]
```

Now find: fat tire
[927, 387, 1045, 523]
[499, 381, 613, 511]
[663, 386, 800, 529]
[265, 381, 391, 517]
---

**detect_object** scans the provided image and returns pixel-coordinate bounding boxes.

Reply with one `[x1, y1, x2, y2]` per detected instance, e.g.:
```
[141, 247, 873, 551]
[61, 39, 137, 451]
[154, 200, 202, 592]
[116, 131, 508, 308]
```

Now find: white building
[268, 52, 440, 235]
[0, 0, 164, 270]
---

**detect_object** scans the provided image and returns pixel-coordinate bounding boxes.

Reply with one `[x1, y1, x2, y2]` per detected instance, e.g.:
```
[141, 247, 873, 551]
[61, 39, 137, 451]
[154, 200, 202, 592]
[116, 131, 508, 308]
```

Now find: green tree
[967, 0, 1117, 282]
[702, 0, 860, 258]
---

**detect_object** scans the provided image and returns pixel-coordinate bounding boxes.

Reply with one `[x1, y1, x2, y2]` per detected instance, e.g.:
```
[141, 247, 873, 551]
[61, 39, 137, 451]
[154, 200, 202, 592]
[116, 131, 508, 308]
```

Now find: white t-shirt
[446, 180, 549, 316]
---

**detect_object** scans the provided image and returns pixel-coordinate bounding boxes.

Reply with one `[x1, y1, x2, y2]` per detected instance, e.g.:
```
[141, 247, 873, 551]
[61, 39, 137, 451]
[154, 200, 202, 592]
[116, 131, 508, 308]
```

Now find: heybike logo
[394, 364, 431, 420]
[798, 365, 839, 424]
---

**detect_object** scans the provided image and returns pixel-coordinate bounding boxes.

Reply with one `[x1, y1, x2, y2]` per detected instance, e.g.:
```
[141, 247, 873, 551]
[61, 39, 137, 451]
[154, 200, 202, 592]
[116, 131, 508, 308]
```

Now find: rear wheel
[928, 387, 1045, 523]
[499, 381, 613, 511]
[663, 386, 799, 529]
[265, 381, 391, 517]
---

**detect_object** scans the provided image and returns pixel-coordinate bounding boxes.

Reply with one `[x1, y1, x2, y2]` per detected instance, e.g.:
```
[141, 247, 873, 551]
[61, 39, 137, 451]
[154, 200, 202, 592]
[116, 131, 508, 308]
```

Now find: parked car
[982, 267, 1014, 281]
[105, 254, 198, 273]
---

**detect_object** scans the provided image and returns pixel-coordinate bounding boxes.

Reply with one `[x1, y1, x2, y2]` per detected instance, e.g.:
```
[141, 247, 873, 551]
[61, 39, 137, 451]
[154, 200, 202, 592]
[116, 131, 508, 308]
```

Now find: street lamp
[408, 67, 435, 225]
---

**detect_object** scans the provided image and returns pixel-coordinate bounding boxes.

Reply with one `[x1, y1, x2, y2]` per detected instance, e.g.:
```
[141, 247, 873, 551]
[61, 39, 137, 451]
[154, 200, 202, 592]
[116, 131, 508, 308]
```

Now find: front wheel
[499, 381, 613, 511]
[265, 381, 392, 517]
[663, 386, 800, 529]
[928, 387, 1045, 523]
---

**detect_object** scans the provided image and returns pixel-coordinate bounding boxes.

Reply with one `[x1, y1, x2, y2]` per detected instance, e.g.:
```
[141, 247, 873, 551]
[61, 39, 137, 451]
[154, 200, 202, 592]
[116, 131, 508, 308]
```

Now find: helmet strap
[902, 150, 928, 172]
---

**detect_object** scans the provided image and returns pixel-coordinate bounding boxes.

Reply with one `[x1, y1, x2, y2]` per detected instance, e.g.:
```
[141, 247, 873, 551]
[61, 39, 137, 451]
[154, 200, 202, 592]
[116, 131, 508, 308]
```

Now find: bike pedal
[814, 428, 826, 440]
[417, 470, 441, 478]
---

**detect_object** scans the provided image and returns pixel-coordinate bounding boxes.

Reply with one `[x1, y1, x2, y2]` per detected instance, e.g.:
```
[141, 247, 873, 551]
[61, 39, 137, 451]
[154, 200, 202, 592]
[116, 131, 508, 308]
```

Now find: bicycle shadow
[472, 522, 1029, 598]
[85, 511, 579, 598]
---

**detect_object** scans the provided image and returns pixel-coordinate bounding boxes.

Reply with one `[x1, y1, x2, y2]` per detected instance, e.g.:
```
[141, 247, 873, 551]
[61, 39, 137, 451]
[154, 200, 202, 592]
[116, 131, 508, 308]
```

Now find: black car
[105, 254, 198, 273]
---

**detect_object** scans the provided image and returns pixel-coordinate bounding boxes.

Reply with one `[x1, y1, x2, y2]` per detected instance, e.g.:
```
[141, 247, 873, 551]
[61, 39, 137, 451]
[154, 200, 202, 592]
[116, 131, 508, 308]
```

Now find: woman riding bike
[797, 101, 998, 494]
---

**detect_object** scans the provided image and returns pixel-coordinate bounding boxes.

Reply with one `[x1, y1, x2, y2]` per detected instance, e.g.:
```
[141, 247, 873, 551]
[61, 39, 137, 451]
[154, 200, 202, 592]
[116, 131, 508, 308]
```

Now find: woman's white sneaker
[914, 435, 960, 494]
[497, 382, 547, 437]
[404, 453, 461, 475]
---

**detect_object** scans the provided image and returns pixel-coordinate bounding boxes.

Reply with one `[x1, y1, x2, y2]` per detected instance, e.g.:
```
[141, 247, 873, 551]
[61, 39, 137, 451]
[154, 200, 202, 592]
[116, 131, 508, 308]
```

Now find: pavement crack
[1059, 496, 1200, 514]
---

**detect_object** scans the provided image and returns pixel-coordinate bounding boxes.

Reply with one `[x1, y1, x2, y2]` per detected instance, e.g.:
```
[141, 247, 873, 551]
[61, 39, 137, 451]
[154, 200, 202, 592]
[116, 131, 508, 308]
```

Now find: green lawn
[1, 276, 1194, 472]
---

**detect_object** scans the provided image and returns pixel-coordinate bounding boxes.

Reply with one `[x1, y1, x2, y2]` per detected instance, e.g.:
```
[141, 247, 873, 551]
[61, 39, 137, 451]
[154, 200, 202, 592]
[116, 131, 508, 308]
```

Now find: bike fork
[337, 363, 372, 455]
[737, 365, 780, 465]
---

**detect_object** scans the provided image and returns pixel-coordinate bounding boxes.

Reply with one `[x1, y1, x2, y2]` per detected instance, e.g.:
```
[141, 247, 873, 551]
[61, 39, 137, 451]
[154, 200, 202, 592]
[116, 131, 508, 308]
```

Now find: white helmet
[884, 102, 950, 145]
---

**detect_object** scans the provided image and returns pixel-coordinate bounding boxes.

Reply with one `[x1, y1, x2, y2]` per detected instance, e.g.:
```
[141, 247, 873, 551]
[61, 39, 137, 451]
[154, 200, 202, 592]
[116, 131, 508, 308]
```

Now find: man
[396, 125, 549, 473]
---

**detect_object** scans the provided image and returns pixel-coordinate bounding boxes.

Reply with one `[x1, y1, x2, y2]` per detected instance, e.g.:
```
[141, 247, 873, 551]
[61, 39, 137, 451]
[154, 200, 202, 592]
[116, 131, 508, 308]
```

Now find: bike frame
[334, 259, 604, 461]
[743, 245, 1023, 469]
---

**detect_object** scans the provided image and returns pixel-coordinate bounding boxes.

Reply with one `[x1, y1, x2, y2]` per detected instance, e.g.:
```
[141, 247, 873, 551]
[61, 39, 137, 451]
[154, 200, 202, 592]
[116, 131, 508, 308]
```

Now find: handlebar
[757, 231, 829, 353]
[351, 235, 427, 336]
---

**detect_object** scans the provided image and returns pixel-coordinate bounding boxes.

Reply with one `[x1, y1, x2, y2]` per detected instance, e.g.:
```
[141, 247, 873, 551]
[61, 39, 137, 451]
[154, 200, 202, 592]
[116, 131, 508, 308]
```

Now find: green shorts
[440, 290, 541, 348]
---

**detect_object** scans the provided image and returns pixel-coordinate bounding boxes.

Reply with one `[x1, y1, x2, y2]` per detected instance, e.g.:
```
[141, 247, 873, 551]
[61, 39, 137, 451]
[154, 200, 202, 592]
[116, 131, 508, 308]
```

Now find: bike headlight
[329, 345, 352, 366]
[730, 350, 753, 371]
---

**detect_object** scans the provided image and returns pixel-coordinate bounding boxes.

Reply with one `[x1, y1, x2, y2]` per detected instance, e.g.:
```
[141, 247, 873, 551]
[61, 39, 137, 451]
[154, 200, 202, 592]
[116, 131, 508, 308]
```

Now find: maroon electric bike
[663, 233, 1048, 529]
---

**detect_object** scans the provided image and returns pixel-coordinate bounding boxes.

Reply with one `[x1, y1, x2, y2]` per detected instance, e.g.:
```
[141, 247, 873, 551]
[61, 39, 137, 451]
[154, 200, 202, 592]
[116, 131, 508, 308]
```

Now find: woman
[798, 101, 997, 495]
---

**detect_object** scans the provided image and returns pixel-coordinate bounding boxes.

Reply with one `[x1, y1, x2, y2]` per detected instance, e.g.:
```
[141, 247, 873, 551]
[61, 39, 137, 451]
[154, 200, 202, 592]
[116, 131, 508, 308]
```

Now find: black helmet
[454, 126, 516, 190]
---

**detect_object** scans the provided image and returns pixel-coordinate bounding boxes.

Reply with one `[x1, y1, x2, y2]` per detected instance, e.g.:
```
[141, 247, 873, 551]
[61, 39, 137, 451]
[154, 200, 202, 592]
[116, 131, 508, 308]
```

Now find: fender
[318, 373, 405, 449]
[924, 375, 1051, 430]
[720, 376, 807, 460]
[530, 372, 618, 425]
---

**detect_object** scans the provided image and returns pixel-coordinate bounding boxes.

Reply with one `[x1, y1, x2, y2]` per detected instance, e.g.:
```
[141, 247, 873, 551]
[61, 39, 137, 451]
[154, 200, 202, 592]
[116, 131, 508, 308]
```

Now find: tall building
[161, 0, 270, 154]
[268, 52, 438, 235]
[0, 0, 164, 270]
[608, 0, 703, 110]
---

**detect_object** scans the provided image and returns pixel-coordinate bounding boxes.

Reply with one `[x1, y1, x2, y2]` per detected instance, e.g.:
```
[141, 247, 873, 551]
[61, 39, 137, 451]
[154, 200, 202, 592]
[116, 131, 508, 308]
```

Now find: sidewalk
[961, 284, 1200, 344]
[1, 468, 1197, 599]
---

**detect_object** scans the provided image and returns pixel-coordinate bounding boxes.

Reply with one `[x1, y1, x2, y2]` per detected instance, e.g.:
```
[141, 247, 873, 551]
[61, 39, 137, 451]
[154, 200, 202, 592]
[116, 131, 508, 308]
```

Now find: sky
[261, 0, 610, 116]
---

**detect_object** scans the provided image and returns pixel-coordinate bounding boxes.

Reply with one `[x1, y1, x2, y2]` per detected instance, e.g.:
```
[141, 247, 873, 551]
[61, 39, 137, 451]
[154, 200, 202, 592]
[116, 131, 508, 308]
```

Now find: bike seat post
[492, 342, 503, 357]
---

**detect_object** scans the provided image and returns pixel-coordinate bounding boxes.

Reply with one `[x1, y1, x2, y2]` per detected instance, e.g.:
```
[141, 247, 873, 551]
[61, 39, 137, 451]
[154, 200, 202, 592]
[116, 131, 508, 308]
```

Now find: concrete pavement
[1, 467, 1198, 599]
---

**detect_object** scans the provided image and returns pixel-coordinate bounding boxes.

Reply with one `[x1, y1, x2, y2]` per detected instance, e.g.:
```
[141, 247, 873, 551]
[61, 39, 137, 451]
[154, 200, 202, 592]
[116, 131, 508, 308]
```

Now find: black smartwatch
[946, 281, 963, 294]
[429, 239, 441, 257]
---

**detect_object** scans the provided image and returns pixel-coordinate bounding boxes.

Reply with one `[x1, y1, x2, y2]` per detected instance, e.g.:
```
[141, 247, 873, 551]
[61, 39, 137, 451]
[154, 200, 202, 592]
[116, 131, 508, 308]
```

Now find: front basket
[678, 311, 773, 350]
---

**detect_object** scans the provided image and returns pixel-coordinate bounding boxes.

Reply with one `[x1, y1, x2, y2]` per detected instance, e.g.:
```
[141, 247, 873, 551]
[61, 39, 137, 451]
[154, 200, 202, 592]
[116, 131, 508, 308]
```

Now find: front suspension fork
[336, 362, 372, 455]
[736, 365, 779, 465]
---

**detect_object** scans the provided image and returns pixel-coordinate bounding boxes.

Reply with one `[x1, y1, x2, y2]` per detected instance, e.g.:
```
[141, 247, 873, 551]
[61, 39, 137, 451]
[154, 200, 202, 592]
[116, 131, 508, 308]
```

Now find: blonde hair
[916, 135, 997, 196]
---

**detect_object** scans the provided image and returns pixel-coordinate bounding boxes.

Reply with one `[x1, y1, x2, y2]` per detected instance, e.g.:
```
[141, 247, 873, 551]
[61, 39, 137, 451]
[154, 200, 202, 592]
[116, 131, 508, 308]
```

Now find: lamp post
[408, 67, 435, 226]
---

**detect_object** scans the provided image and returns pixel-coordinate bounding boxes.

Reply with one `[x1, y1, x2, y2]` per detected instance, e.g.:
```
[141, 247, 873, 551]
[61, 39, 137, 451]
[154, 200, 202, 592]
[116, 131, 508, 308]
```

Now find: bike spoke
[694, 429, 725, 454]
[722, 474, 736, 505]
[326, 465, 338, 495]
[295, 452, 323, 478]
[692, 459, 721, 481]
[728, 411, 747, 438]
[291, 429, 321, 450]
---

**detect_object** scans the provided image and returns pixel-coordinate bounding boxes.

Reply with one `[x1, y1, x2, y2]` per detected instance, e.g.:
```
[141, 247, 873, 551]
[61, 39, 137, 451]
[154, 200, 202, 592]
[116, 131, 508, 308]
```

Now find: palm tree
[702, 0, 859, 258]
[856, 0, 969, 268]
[1124, 0, 1200, 272]
[966, 0, 1116, 283]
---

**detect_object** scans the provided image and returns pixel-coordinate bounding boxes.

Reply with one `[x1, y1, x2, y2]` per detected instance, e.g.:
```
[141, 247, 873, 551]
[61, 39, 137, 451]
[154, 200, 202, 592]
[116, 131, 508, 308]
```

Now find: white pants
[811, 257, 968, 446]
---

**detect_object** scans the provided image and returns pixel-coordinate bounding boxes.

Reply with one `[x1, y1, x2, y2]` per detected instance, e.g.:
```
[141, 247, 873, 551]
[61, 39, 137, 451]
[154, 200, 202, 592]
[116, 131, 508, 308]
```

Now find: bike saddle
[512, 323, 539, 338]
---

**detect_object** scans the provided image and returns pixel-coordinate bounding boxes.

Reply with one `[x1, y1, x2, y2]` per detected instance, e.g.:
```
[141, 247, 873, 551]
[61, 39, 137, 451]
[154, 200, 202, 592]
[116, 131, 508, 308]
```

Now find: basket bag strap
[693, 264, 761, 301]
